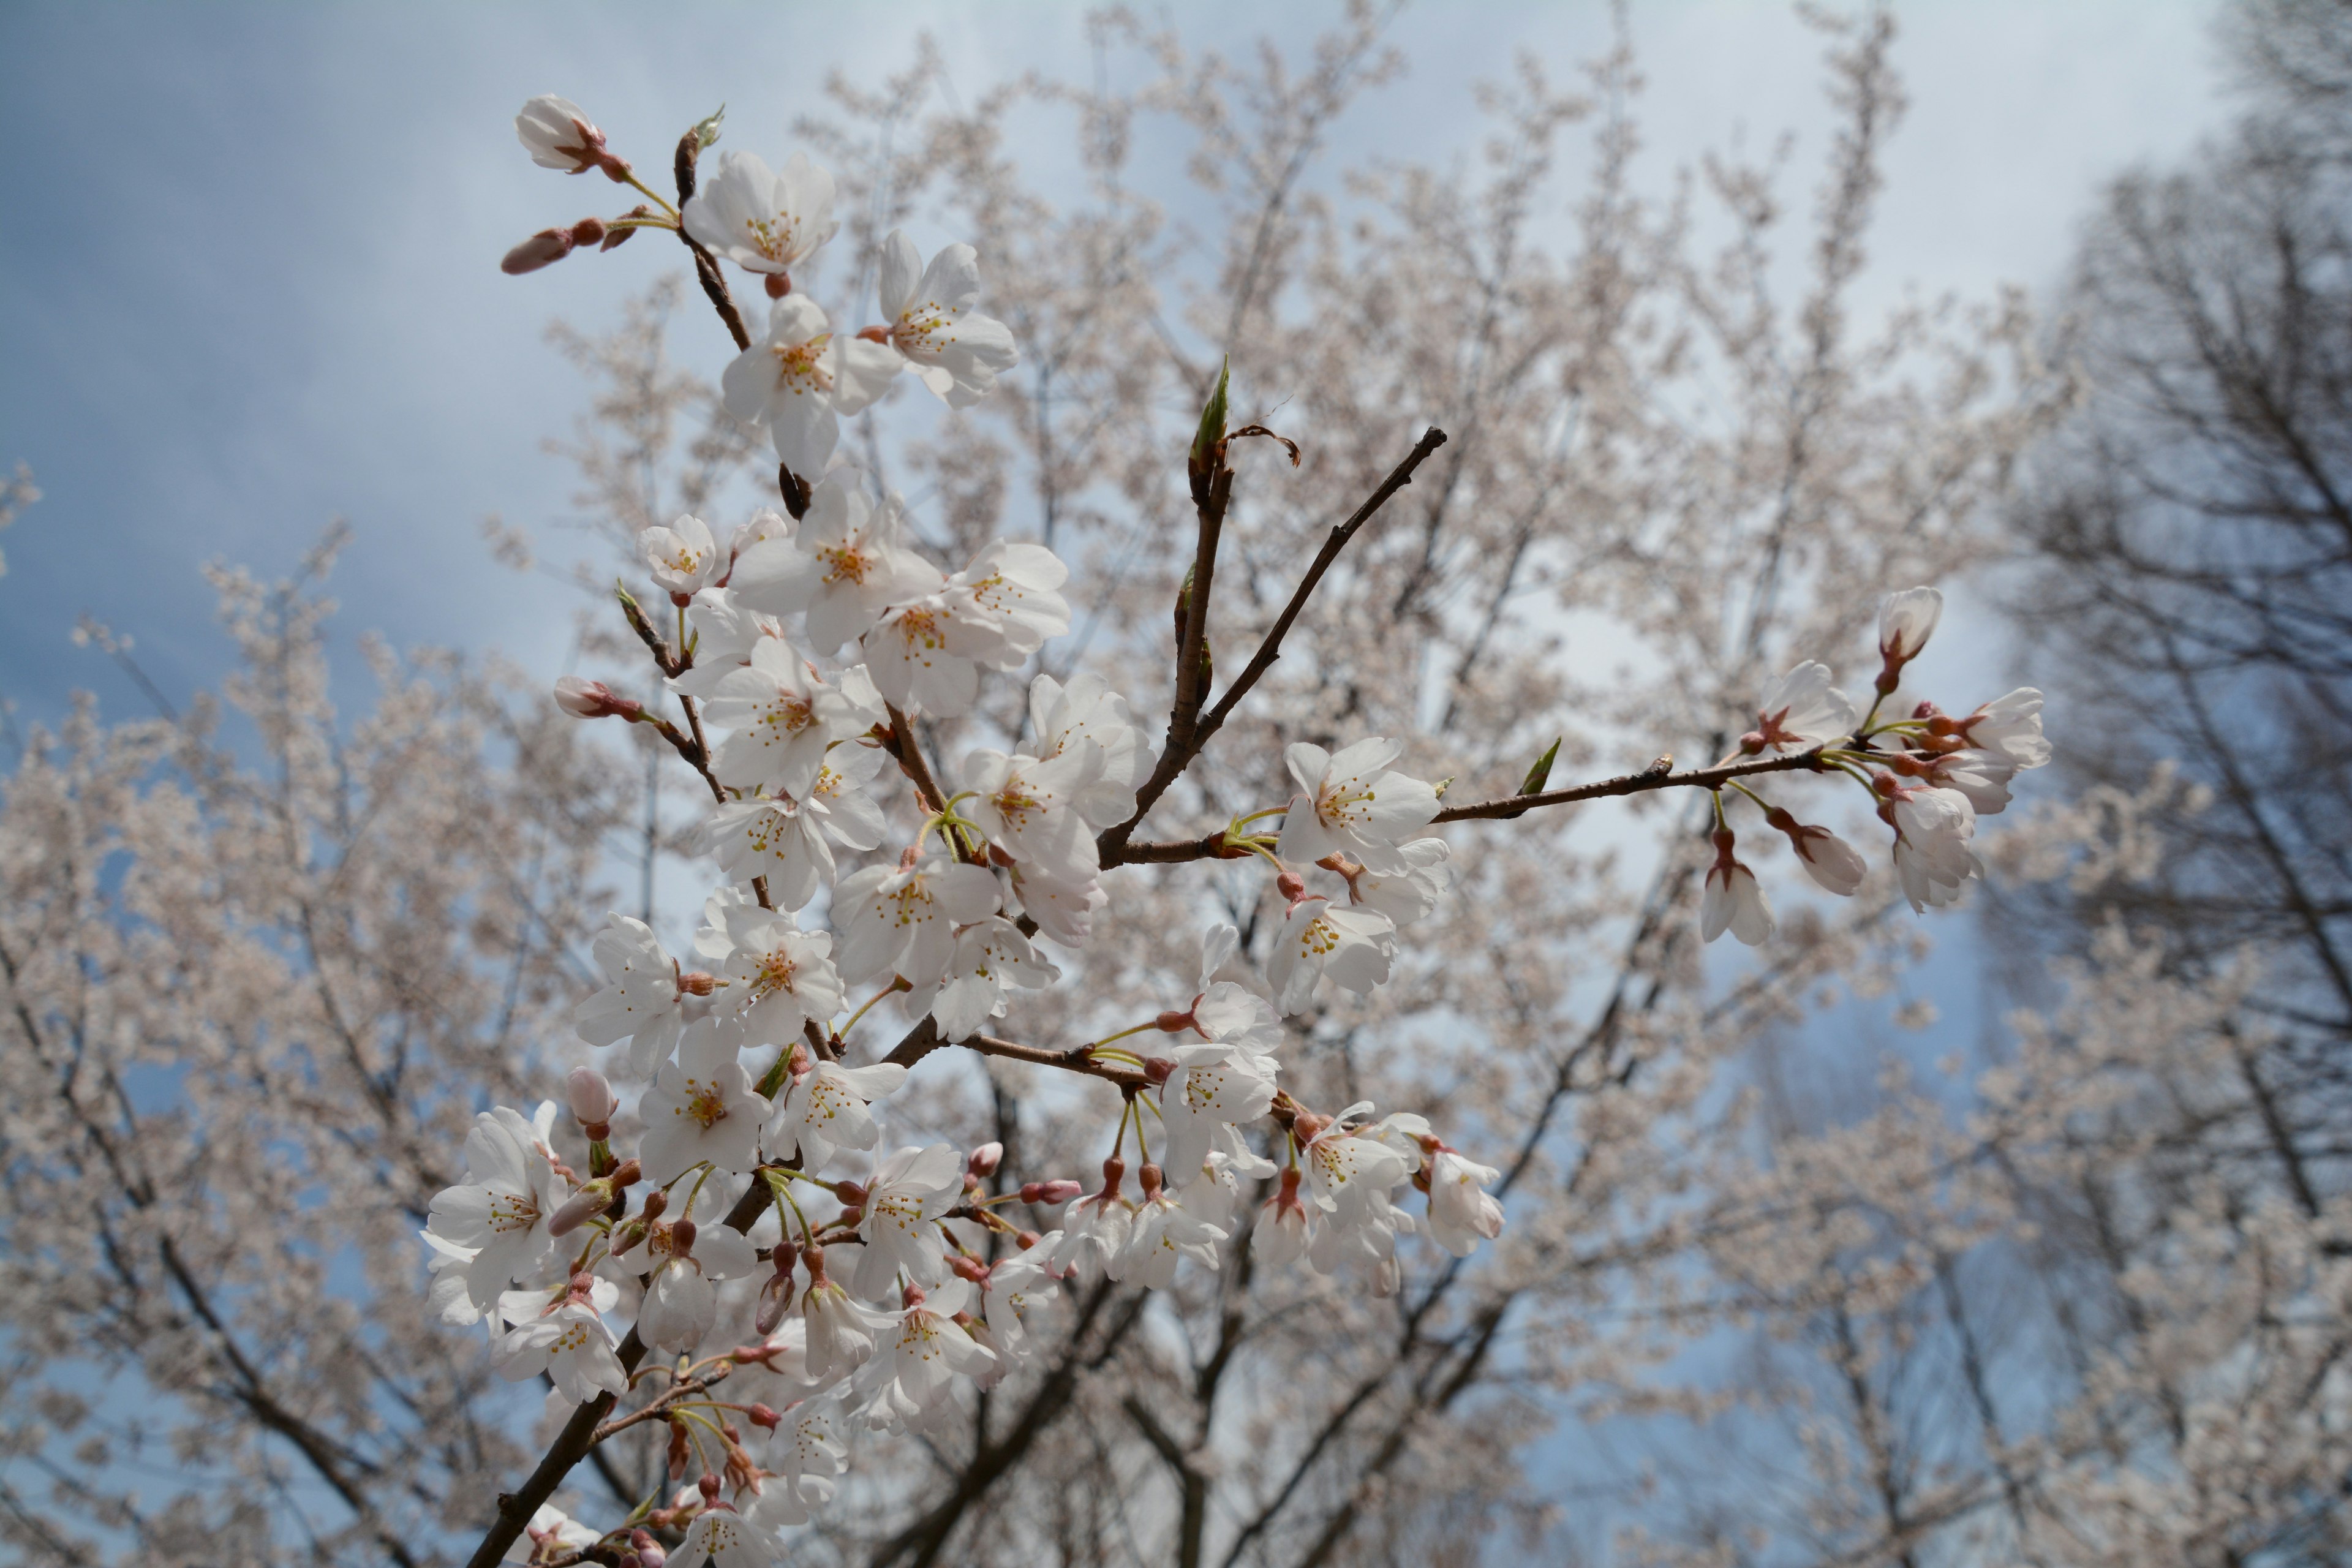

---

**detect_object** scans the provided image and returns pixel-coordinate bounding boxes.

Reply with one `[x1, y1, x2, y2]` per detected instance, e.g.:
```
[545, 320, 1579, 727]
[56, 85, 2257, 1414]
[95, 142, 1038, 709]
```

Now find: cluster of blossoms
[1699, 587, 2052, 944]
[451, 97, 2048, 1568]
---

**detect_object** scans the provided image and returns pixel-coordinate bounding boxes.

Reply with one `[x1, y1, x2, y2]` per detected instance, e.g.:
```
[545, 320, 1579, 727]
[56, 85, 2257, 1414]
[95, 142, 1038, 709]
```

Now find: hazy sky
[0, 0, 2231, 740]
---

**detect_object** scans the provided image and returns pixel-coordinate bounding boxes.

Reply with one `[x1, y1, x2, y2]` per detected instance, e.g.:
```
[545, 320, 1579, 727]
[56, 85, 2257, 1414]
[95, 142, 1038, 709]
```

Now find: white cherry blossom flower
[1425, 1148, 1505, 1256]
[850, 1144, 965, 1297]
[638, 1219, 760, 1351]
[1880, 780, 1983, 911]
[851, 1278, 996, 1431]
[1028, 671, 1156, 826]
[641, 512, 725, 603]
[1302, 1106, 1415, 1221]
[720, 296, 900, 476]
[1254, 1168, 1313, 1267]
[1158, 1053, 1278, 1182]
[1924, 747, 2018, 816]
[1120, 1167, 1229, 1288]
[1878, 586, 1944, 667]
[421, 1231, 487, 1326]
[1005, 860, 1108, 948]
[748, 1395, 847, 1528]
[945, 541, 1071, 666]
[669, 586, 790, 699]
[682, 149, 839, 279]
[492, 1300, 627, 1405]
[696, 745, 888, 908]
[669, 1504, 778, 1568]
[802, 1263, 889, 1380]
[1276, 738, 1441, 876]
[1765, 807, 1868, 896]
[1267, 892, 1398, 1015]
[861, 592, 1000, 716]
[504, 1502, 598, 1565]
[1955, 687, 2052, 768]
[1338, 835, 1454, 927]
[575, 913, 720, 1077]
[978, 1250, 1054, 1366]
[714, 905, 845, 1044]
[929, 914, 1060, 1039]
[964, 747, 1103, 883]
[638, 1019, 772, 1183]
[765, 1060, 907, 1172]
[1700, 828, 1774, 946]
[831, 854, 1001, 987]
[874, 230, 1020, 406]
[730, 477, 943, 655]
[514, 95, 622, 178]
[1049, 1160, 1136, 1283]
[426, 1104, 564, 1312]
[699, 638, 865, 799]
[1750, 660, 1855, 752]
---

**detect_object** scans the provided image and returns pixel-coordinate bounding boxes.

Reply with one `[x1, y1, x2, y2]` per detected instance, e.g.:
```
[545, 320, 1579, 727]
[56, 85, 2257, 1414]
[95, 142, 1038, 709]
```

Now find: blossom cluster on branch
[437, 94, 2055, 1568]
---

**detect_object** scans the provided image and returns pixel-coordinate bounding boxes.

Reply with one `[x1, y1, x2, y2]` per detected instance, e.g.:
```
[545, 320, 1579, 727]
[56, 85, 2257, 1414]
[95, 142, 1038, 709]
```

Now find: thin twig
[1098, 426, 1449, 864]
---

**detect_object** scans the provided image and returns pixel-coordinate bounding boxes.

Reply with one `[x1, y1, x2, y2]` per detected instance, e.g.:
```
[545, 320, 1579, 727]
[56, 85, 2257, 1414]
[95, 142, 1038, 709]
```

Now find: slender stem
[1098, 427, 1449, 864]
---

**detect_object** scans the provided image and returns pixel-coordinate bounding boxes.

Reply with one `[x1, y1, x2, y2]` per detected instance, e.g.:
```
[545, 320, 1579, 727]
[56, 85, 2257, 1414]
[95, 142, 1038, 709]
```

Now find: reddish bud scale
[1143, 1057, 1176, 1085]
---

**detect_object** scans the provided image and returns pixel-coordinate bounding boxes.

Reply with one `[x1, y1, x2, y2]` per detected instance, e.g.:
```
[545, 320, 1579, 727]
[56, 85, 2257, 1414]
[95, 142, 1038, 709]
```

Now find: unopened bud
[604, 206, 649, 250]
[1142, 1057, 1175, 1085]
[1016, 1228, 1042, 1249]
[610, 1158, 641, 1188]
[552, 675, 642, 721]
[567, 1065, 618, 1126]
[502, 227, 576, 275]
[1020, 1180, 1084, 1205]
[900, 1281, 927, 1310]
[548, 1182, 612, 1237]
[632, 1527, 666, 1568]
[677, 970, 718, 997]
[949, 1252, 988, 1283]
[639, 1187, 667, 1223]
[570, 216, 607, 246]
[747, 1403, 782, 1431]
[966, 1142, 1003, 1179]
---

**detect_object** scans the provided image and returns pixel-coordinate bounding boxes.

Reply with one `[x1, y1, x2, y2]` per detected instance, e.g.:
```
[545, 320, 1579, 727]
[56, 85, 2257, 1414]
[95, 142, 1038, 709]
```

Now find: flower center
[743, 214, 802, 265]
[769, 334, 834, 393]
[684, 1079, 729, 1129]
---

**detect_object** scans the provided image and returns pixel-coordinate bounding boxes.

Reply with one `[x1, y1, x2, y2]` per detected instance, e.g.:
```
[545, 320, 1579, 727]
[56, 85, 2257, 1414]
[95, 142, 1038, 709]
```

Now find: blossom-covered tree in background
[23, 5, 2338, 1567]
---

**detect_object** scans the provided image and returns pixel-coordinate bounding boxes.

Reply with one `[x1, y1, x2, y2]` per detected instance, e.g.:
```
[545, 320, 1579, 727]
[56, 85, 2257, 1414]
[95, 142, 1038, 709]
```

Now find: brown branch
[1099, 427, 1448, 865]
[673, 129, 750, 353]
[1112, 749, 1827, 866]
[462, 1174, 776, 1568]
[1432, 747, 1826, 823]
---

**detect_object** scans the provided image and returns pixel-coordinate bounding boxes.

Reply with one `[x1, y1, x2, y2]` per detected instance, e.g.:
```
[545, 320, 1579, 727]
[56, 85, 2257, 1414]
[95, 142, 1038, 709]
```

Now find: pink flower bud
[747, 1403, 782, 1431]
[547, 1183, 611, 1237]
[1020, 1180, 1084, 1205]
[677, 970, 718, 997]
[552, 676, 642, 720]
[610, 1158, 641, 1188]
[570, 216, 606, 246]
[567, 1065, 617, 1126]
[502, 227, 576, 275]
[631, 1527, 665, 1568]
[1016, 1229, 1042, 1249]
[832, 1180, 867, 1207]
[967, 1142, 1003, 1178]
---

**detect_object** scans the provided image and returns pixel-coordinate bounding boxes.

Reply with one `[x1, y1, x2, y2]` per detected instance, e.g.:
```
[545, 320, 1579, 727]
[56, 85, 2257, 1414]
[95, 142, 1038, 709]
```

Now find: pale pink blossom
[831, 854, 1001, 987]
[637, 1019, 771, 1183]
[928, 914, 1059, 1039]
[1267, 895, 1398, 1014]
[1700, 828, 1774, 945]
[729, 477, 940, 655]
[514, 95, 624, 179]
[1750, 660, 1855, 752]
[698, 637, 866, 799]
[850, 1144, 964, 1297]
[875, 229, 1020, 407]
[765, 1061, 907, 1172]
[682, 149, 839, 279]
[1277, 737, 1441, 875]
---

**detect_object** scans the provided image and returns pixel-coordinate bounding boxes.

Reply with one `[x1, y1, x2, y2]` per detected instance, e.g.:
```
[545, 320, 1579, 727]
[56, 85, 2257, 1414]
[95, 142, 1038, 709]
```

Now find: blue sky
[1, 0, 2230, 742]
